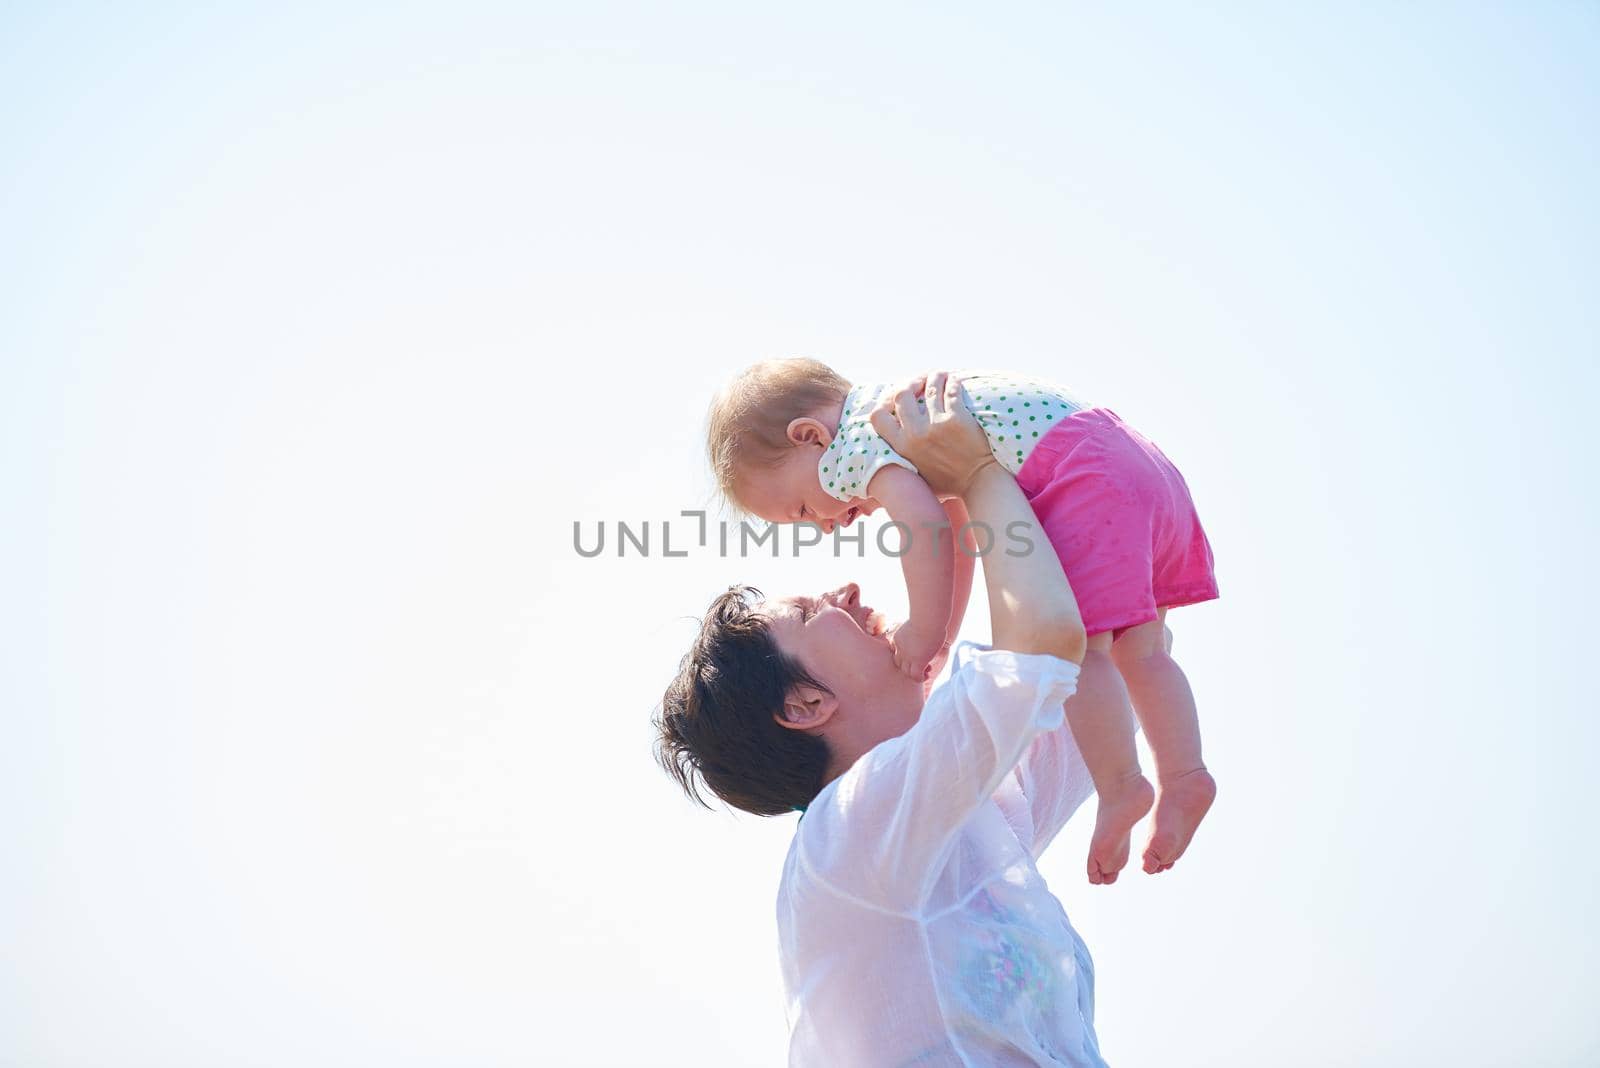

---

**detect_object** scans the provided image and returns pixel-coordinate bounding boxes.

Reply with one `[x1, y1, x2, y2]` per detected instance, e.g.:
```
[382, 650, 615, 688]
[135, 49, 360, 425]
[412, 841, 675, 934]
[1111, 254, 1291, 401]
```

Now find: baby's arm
[866, 464, 956, 679]
[942, 496, 977, 650]
[913, 497, 977, 688]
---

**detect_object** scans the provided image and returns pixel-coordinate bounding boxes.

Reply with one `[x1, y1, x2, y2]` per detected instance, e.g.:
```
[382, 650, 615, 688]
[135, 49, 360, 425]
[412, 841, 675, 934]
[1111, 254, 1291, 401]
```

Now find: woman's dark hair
[654, 586, 832, 816]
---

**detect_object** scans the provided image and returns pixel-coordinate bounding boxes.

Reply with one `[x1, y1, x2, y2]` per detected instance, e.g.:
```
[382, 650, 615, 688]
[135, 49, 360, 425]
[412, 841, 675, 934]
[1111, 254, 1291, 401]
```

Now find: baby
[707, 358, 1219, 883]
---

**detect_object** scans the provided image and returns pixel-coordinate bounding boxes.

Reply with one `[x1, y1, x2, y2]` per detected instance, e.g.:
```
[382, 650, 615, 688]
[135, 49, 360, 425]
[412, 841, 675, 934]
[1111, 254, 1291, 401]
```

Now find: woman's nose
[822, 583, 858, 610]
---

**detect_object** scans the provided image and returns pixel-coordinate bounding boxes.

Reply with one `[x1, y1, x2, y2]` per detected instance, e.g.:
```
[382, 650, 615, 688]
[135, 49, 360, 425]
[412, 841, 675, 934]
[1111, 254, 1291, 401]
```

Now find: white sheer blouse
[777, 643, 1107, 1067]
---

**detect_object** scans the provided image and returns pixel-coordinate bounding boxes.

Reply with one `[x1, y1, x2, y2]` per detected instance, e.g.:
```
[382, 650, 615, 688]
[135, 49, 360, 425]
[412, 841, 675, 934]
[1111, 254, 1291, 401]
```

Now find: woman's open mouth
[841, 506, 861, 527]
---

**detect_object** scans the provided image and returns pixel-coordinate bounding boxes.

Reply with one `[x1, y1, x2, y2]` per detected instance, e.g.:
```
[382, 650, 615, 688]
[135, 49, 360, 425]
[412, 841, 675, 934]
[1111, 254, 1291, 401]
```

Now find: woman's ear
[786, 417, 832, 449]
[777, 684, 838, 732]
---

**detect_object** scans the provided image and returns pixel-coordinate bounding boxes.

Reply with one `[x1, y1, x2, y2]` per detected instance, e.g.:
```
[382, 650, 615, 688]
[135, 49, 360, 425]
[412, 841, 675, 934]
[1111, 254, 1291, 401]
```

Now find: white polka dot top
[819, 372, 1090, 503]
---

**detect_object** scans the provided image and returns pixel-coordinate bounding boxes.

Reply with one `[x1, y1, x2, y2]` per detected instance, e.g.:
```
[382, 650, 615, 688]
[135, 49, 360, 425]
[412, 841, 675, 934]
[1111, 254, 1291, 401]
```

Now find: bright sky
[3, 3, 1596, 1065]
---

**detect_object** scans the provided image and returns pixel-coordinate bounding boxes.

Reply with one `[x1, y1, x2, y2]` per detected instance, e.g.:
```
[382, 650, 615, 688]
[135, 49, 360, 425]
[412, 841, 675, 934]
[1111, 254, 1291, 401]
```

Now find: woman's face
[762, 582, 926, 742]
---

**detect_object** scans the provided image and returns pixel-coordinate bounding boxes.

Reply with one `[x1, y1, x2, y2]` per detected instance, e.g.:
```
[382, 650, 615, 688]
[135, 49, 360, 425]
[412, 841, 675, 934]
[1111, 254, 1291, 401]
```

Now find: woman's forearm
[961, 464, 1086, 663]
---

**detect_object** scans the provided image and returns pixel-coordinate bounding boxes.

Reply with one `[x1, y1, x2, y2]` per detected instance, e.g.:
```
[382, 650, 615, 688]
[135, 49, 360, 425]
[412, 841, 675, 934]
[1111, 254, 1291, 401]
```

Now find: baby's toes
[1142, 830, 1177, 874]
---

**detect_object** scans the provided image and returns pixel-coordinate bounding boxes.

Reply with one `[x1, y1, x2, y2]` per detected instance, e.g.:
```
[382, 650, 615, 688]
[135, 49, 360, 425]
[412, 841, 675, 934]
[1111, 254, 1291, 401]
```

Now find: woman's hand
[868, 372, 997, 498]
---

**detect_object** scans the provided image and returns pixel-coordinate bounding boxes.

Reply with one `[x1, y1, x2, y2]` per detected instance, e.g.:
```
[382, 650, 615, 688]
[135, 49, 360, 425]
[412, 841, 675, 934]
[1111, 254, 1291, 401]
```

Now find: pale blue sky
[3, 3, 1596, 1065]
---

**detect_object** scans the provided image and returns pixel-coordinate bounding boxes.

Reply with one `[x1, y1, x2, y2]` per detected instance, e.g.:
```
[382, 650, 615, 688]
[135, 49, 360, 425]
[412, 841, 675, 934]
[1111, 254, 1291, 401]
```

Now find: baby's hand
[889, 620, 944, 681]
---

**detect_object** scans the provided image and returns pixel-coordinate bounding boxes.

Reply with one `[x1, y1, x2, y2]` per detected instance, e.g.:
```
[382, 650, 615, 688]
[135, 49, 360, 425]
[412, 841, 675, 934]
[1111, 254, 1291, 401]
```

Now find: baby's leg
[1069, 634, 1155, 885]
[1111, 612, 1216, 874]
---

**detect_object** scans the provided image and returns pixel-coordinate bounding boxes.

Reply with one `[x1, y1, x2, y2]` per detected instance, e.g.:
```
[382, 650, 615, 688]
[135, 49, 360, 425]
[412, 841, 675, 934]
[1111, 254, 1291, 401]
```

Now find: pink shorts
[1015, 408, 1219, 638]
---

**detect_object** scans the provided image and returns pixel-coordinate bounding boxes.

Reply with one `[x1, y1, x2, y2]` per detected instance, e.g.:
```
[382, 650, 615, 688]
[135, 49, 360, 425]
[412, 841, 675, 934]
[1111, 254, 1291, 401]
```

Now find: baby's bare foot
[1142, 768, 1217, 874]
[1087, 774, 1154, 885]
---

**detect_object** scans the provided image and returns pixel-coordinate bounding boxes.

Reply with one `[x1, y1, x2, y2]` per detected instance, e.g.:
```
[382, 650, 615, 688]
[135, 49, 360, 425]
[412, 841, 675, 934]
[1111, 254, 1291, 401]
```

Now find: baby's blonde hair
[708, 358, 851, 510]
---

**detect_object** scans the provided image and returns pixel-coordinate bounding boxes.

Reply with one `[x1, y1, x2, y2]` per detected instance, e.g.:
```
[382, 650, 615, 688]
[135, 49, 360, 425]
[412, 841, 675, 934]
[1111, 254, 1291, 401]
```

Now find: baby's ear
[787, 417, 832, 448]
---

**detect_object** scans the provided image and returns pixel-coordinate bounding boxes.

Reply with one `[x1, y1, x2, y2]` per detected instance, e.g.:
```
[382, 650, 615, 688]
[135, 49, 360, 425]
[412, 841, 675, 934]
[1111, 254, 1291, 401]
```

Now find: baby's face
[737, 445, 874, 532]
